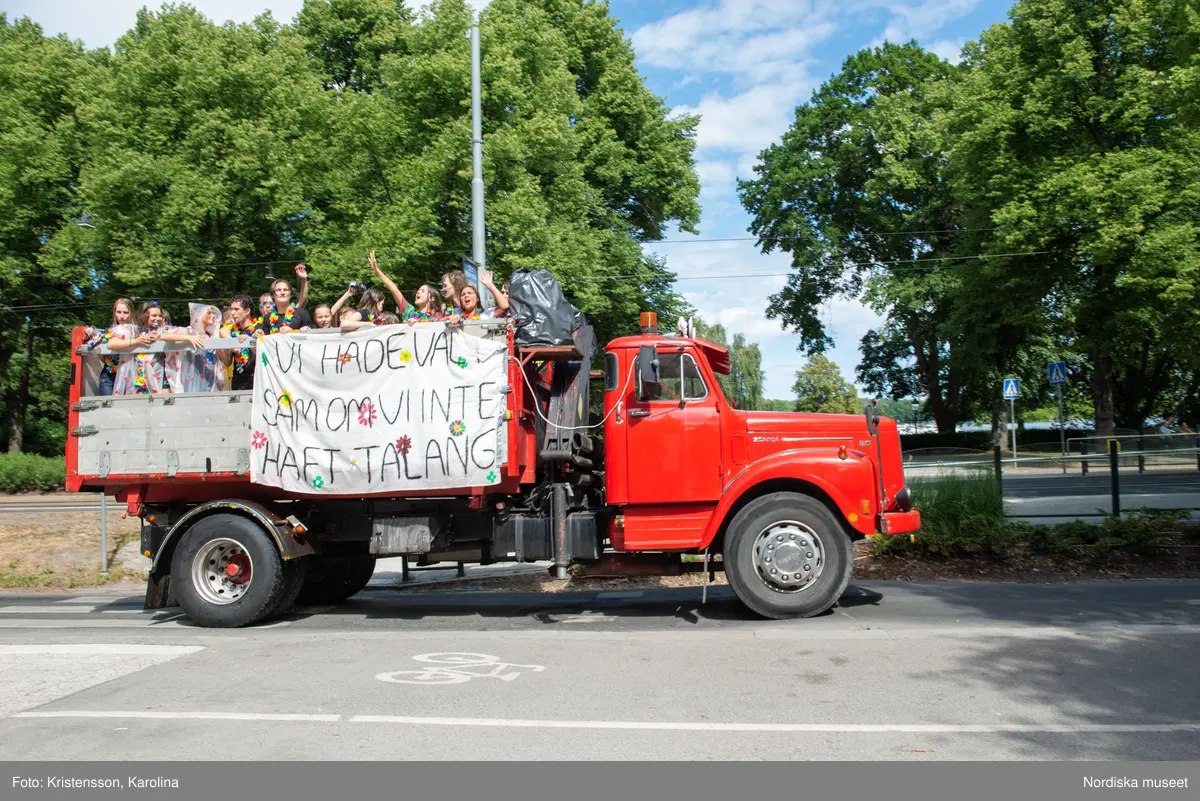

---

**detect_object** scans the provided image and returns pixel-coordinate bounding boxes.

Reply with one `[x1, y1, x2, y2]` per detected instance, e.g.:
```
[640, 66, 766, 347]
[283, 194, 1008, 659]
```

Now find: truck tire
[295, 554, 377, 606]
[170, 513, 288, 628]
[268, 556, 310, 618]
[723, 492, 853, 620]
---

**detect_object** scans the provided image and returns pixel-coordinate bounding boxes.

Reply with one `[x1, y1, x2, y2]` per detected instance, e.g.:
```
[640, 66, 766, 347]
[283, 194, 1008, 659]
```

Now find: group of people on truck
[81, 251, 511, 396]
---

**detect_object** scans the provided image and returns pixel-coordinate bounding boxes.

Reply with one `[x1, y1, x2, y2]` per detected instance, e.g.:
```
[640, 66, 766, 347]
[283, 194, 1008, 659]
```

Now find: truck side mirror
[866, 398, 879, 437]
[637, 345, 660, 398]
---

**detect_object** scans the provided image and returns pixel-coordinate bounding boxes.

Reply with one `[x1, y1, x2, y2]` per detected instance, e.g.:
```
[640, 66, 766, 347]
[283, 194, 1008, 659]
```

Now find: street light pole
[469, 22, 486, 281]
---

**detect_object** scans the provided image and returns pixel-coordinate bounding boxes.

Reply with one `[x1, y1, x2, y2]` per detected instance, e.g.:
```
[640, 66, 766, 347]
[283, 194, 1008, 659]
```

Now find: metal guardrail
[904, 442, 1200, 520]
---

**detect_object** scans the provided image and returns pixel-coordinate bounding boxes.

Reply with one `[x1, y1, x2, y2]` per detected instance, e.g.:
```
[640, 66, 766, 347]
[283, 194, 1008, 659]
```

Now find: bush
[871, 481, 1192, 561]
[0, 453, 66, 493]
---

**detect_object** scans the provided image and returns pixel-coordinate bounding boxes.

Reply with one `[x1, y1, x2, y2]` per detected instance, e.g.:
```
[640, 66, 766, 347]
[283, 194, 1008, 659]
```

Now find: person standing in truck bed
[219, 294, 259, 392]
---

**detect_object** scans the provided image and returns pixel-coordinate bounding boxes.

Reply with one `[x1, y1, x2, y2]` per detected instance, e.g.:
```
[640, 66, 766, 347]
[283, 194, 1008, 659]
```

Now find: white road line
[349, 717, 1200, 734]
[0, 606, 99, 613]
[0, 618, 287, 629]
[16, 711, 339, 722]
[0, 644, 204, 655]
[54, 597, 123, 605]
[12, 711, 1200, 734]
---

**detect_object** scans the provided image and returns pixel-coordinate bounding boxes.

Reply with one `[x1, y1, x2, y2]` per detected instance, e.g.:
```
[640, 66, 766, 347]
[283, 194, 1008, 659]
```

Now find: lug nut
[789, 533, 795, 540]
[804, 564, 811, 571]
[771, 568, 777, 575]
[807, 552, 813, 558]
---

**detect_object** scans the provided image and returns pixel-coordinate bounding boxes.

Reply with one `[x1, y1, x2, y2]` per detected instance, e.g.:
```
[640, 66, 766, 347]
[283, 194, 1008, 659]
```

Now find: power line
[648, 227, 1011, 244]
[0, 250, 1050, 315]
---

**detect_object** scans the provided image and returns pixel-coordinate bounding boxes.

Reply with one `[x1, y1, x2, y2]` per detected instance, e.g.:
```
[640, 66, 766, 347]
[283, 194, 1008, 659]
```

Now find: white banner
[249, 324, 509, 495]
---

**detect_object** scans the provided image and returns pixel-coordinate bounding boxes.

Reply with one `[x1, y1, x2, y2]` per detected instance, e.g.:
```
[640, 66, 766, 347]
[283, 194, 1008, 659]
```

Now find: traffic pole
[1057, 385, 1066, 474]
[1010, 397, 1017, 463]
[100, 493, 109, 575]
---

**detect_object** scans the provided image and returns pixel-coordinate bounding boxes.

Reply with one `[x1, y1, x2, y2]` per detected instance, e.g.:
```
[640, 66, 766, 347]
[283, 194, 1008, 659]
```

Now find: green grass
[0, 453, 66, 493]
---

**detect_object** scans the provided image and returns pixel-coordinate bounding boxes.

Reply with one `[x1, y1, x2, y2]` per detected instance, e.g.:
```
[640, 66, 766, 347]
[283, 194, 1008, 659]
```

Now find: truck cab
[601, 317, 918, 618]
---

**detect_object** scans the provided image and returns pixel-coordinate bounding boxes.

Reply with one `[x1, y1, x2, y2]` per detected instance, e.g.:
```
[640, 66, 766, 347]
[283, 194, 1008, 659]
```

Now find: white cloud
[927, 38, 967, 64]
[631, 1, 834, 78]
[675, 82, 809, 157]
[4, 0, 308, 48]
[875, 0, 981, 46]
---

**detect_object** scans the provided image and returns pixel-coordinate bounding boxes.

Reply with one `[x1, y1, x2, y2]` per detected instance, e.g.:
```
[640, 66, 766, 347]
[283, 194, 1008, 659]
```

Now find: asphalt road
[1003, 470, 1200, 499]
[0, 580, 1198, 760]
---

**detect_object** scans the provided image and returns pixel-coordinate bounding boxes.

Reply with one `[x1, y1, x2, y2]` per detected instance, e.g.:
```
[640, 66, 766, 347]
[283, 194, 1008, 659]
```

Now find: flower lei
[99, 328, 118, 376]
[132, 327, 168, 394]
[221, 320, 257, 366]
[267, 305, 295, 334]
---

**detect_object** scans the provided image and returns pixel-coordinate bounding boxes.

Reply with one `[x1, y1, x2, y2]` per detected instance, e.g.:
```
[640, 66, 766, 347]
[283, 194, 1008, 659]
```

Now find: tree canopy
[741, 0, 1200, 438]
[0, 0, 703, 453]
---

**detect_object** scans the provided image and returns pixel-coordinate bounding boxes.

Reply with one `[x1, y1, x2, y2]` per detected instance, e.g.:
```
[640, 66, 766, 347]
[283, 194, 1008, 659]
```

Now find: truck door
[625, 348, 723, 504]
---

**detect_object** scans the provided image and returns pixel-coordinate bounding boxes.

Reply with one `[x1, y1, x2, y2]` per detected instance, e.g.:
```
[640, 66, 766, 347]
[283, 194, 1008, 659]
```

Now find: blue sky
[5, 0, 1016, 399]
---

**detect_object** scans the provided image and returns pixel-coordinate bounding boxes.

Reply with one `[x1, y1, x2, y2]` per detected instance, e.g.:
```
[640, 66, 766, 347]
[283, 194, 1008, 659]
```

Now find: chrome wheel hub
[192, 538, 253, 605]
[752, 521, 824, 593]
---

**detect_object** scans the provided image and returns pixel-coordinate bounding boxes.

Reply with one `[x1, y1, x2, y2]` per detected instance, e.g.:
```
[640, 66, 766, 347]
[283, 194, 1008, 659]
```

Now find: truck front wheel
[723, 492, 853, 620]
[170, 513, 289, 628]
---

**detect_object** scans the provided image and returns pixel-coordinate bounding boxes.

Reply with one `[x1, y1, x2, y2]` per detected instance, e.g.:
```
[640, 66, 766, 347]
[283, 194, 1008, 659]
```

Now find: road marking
[14, 711, 1200, 734]
[0, 617, 286, 629]
[347, 717, 1200, 733]
[0, 644, 203, 656]
[54, 596, 125, 605]
[0, 606, 100, 613]
[16, 711, 339, 722]
[376, 652, 545, 685]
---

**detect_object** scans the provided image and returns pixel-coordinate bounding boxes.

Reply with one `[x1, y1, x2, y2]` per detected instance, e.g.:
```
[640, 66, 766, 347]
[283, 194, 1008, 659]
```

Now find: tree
[0, 15, 96, 452]
[738, 42, 977, 434]
[297, 0, 702, 346]
[792, 355, 860, 415]
[945, 0, 1200, 435]
[692, 319, 765, 410]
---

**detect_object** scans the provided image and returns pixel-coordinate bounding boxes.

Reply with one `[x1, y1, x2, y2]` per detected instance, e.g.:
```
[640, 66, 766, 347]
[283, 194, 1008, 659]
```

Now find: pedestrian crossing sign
[1048, 361, 1067, 387]
[1002, 378, 1020, 399]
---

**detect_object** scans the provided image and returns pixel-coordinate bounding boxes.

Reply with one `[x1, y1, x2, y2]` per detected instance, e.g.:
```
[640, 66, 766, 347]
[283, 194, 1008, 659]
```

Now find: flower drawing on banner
[338, 352, 353, 365]
[251, 431, 268, 450]
[450, 420, 465, 437]
[278, 392, 292, 409]
[395, 435, 412, 456]
[358, 400, 377, 427]
[399, 350, 412, 364]
[486, 470, 498, 483]
[311, 476, 325, 489]
[456, 356, 468, 369]
[260, 352, 269, 366]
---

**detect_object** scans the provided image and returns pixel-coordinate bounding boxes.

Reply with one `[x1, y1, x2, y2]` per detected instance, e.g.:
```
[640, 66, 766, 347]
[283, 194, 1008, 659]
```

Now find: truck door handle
[629, 409, 650, 418]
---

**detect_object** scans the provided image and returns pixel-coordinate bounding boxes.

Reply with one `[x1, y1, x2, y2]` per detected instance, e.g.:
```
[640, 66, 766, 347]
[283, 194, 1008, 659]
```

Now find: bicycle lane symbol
[375, 653, 547, 685]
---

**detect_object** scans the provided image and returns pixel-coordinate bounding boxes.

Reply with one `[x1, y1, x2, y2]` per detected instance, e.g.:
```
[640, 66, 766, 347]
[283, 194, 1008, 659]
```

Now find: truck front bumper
[881, 510, 921, 535]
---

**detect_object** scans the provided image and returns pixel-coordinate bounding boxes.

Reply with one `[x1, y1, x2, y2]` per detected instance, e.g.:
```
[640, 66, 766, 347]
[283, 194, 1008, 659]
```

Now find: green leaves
[791, 354, 860, 415]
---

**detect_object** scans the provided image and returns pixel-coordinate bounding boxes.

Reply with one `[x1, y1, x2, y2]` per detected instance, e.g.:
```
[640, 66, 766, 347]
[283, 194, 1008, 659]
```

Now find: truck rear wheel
[170, 513, 288, 628]
[723, 492, 853, 620]
[295, 554, 377, 606]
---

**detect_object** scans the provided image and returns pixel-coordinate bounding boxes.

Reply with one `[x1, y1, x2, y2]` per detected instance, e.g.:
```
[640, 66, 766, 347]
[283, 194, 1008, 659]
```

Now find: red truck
[66, 311, 919, 627]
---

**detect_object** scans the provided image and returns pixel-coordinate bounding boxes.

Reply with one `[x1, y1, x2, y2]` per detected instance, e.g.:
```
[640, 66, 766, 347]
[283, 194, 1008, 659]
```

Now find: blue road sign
[1003, 378, 1020, 399]
[1048, 361, 1067, 387]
